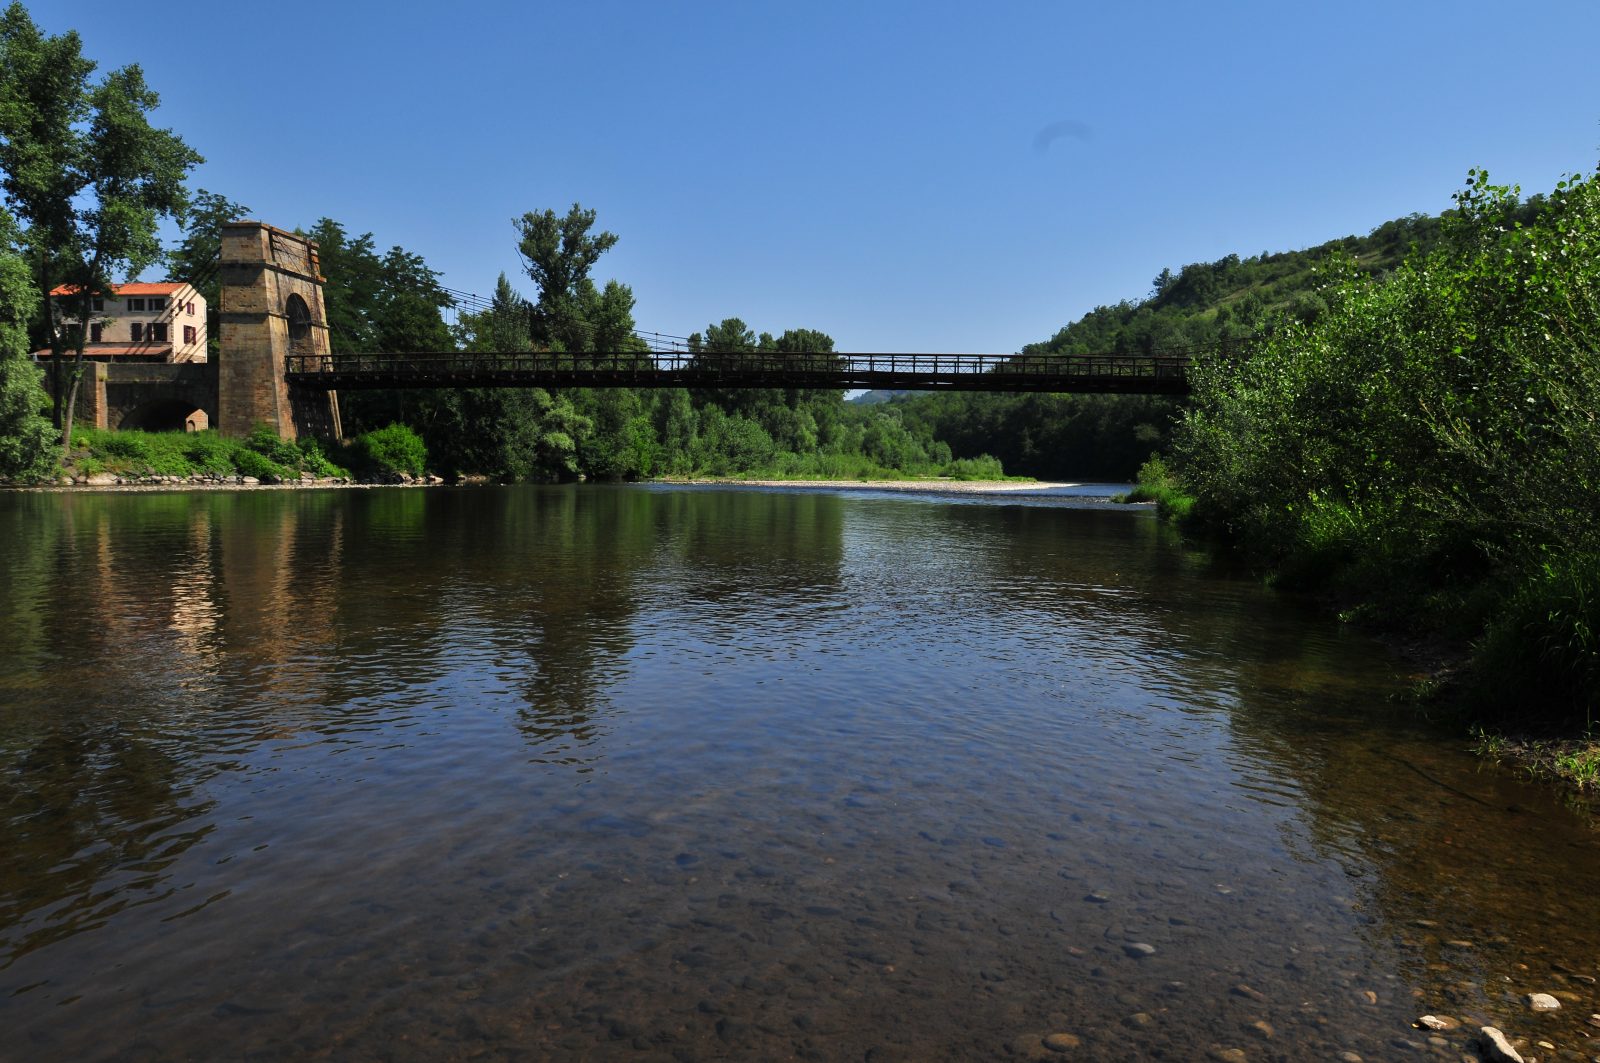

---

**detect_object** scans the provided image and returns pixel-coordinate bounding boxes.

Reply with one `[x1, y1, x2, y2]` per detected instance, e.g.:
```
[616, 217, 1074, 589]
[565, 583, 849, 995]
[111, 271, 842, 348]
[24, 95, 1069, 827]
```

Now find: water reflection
[0, 486, 1597, 1061]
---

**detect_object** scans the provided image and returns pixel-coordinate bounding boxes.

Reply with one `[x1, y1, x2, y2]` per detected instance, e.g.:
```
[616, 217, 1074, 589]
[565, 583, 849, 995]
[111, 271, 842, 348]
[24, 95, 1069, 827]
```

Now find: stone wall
[40, 360, 218, 433]
[217, 222, 342, 440]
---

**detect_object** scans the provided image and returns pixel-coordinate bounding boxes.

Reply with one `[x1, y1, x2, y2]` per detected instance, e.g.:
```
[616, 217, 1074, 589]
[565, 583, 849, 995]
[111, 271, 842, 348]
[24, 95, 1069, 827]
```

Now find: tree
[166, 188, 248, 357]
[514, 203, 620, 352]
[166, 188, 248, 305]
[0, 3, 201, 452]
[0, 208, 51, 480]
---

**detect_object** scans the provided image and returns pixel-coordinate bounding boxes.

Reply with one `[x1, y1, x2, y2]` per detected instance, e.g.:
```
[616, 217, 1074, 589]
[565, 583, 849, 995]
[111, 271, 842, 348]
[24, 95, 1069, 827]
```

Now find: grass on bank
[705, 451, 1020, 482]
[1114, 455, 1195, 520]
[1472, 729, 1600, 793]
[66, 423, 435, 483]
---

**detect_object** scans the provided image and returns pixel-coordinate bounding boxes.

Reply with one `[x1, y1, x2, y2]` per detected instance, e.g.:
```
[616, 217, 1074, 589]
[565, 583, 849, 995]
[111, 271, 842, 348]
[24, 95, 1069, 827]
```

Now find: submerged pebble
[1043, 1031, 1081, 1052]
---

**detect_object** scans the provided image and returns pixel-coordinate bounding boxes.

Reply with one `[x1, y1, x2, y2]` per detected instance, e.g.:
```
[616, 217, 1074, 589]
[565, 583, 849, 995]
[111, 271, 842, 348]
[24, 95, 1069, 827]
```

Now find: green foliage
[894, 391, 1177, 481]
[1118, 454, 1196, 520]
[0, 216, 53, 481]
[230, 447, 285, 481]
[180, 429, 234, 475]
[942, 455, 1008, 480]
[1171, 160, 1600, 732]
[167, 189, 247, 304]
[245, 423, 301, 466]
[1470, 553, 1600, 731]
[351, 423, 427, 478]
[68, 427, 350, 480]
[295, 436, 345, 478]
[0, 2, 201, 442]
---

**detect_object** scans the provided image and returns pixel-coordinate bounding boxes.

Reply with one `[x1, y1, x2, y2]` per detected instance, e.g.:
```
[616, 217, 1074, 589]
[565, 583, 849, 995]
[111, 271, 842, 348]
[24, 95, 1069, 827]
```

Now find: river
[1, 485, 1596, 1061]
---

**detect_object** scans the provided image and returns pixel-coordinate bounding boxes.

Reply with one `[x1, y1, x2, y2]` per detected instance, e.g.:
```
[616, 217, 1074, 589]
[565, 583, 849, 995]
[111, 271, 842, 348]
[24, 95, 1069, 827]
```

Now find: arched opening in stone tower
[286, 293, 313, 356]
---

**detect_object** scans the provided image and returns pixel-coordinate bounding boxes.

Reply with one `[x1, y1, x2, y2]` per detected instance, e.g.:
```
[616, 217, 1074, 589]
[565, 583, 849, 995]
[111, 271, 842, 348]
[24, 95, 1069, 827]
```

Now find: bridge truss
[285, 344, 1222, 395]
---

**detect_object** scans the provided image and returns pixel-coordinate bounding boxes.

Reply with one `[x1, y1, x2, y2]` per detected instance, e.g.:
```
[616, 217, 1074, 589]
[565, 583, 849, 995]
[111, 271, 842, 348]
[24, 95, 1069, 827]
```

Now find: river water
[1, 485, 1597, 1062]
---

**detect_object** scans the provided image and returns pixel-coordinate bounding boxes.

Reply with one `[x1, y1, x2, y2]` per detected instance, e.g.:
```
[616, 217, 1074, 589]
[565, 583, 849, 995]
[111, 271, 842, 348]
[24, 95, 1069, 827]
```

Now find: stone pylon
[217, 221, 342, 440]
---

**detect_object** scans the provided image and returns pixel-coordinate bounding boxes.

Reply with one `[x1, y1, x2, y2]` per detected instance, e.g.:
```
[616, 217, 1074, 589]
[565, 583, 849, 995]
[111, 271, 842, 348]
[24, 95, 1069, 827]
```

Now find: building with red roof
[38, 281, 208, 363]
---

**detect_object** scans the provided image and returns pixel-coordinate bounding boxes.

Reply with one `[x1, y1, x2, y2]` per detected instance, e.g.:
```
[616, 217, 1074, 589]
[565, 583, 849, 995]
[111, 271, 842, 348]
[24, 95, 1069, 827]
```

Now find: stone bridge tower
[217, 222, 342, 439]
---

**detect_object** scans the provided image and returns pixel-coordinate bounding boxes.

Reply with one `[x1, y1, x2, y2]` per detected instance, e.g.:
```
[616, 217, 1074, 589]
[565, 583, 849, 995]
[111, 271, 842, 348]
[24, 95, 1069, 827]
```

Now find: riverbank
[1115, 468, 1600, 802]
[655, 476, 1082, 496]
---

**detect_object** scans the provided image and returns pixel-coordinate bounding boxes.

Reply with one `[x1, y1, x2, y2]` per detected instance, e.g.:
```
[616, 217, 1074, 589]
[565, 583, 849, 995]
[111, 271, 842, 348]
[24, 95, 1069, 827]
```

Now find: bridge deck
[284, 350, 1199, 395]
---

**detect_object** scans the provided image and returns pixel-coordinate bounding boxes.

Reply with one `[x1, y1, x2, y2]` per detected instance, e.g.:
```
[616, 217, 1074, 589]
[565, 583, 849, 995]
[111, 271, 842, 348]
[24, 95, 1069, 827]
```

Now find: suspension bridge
[285, 287, 1223, 396]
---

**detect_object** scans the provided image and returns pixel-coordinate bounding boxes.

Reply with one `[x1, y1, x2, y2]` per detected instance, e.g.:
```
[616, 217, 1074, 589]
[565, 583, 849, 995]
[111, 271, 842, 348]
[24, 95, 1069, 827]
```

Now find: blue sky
[43, 0, 1600, 352]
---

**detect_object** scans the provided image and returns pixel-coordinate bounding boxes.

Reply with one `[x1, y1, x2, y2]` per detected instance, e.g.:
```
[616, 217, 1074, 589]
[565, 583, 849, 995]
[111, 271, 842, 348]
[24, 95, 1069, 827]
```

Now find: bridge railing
[285, 349, 1200, 376]
[282, 340, 1250, 393]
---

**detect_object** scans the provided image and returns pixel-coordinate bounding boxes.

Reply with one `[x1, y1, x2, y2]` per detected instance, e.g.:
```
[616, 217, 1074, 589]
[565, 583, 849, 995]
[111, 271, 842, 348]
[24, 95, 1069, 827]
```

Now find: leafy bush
[1470, 553, 1600, 732]
[182, 431, 237, 475]
[246, 424, 303, 468]
[1119, 454, 1196, 520]
[1171, 160, 1600, 729]
[97, 431, 153, 462]
[296, 437, 347, 478]
[231, 448, 286, 481]
[352, 424, 427, 477]
[942, 454, 1007, 480]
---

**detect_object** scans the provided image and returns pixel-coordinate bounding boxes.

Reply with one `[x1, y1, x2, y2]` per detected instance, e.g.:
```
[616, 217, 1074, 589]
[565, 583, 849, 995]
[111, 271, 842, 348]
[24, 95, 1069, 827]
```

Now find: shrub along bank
[60, 424, 444, 485]
[1160, 162, 1600, 780]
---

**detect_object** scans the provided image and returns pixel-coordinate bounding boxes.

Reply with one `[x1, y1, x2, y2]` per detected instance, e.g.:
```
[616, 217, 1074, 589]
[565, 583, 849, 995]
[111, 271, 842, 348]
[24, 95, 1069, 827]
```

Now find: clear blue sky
[43, 0, 1600, 352]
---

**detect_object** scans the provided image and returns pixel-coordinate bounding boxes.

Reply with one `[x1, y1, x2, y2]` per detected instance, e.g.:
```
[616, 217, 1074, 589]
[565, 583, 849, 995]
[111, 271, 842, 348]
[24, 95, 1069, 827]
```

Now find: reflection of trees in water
[1125, 543, 1600, 1035]
[434, 488, 842, 764]
[0, 490, 360, 969]
[918, 501, 1600, 1034]
[0, 494, 230, 967]
[0, 719, 216, 967]
[655, 488, 846, 598]
[1226, 672, 1600, 1032]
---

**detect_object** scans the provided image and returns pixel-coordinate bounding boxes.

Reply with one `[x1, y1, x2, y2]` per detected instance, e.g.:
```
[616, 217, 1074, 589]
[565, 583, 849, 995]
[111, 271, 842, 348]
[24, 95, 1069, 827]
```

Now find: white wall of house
[51, 283, 209, 362]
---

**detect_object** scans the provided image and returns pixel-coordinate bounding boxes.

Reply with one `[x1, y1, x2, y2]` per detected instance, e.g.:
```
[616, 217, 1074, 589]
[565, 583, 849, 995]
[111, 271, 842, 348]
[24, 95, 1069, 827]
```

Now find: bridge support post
[217, 222, 341, 440]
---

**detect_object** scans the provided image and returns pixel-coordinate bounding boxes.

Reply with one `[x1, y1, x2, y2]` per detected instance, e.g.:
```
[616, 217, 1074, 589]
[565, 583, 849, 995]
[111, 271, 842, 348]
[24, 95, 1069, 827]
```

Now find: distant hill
[884, 201, 1557, 483]
[850, 390, 911, 405]
[1021, 210, 1481, 356]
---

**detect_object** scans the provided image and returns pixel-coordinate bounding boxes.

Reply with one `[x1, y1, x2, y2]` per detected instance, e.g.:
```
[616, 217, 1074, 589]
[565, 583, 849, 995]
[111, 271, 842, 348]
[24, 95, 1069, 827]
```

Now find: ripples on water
[1, 485, 1597, 1061]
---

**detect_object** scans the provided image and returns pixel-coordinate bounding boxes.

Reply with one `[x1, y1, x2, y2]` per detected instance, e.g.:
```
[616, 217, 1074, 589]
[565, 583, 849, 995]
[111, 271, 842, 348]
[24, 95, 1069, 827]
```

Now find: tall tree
[0, 3, 201, 452]
[166, 188, 248, 306]
[0, 208, 51, 480]
[166, 188, 248, 358]
[0, 3, 92, 412]
[514, 203, 620, 352]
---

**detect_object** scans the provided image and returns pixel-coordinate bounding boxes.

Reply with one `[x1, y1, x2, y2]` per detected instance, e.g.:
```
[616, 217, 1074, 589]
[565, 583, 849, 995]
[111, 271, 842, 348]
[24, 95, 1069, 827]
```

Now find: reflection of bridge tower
[217, 222, 342, 439]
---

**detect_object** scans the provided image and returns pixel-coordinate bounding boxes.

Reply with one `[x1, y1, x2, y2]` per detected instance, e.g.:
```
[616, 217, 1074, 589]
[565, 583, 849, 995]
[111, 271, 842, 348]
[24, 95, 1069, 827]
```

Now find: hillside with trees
[882, 204, 1562, 482]
[1158, 162, 1600, 751]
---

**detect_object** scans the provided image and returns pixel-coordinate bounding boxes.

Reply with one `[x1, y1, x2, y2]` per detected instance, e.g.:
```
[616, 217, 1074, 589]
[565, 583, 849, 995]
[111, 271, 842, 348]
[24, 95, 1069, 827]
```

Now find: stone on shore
[1479, 1026, 1524, 1062]
[1525, 992, 1560, 1011]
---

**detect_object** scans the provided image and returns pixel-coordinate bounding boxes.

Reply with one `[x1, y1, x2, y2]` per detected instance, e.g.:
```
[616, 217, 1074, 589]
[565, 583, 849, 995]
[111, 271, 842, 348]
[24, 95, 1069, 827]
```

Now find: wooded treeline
[1163, 165, 1600, 729]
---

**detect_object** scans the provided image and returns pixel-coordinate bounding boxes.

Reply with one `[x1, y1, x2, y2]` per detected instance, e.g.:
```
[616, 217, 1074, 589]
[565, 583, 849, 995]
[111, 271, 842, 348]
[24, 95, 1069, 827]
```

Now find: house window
[91, 323, 103, 343]
[183, 325, 196, 345]
[149, 297, 166, 311]
[131, 322, 143, 342]
[186, 301, 195, 316]
[91, 297, 104, 312]
[150, 323, 168, 343]
[128, 298, 146, 312]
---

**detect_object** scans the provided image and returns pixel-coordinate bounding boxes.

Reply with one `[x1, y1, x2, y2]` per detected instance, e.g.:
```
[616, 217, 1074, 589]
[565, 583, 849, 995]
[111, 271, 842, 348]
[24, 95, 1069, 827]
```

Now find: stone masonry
[217, 222, 341, 439]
